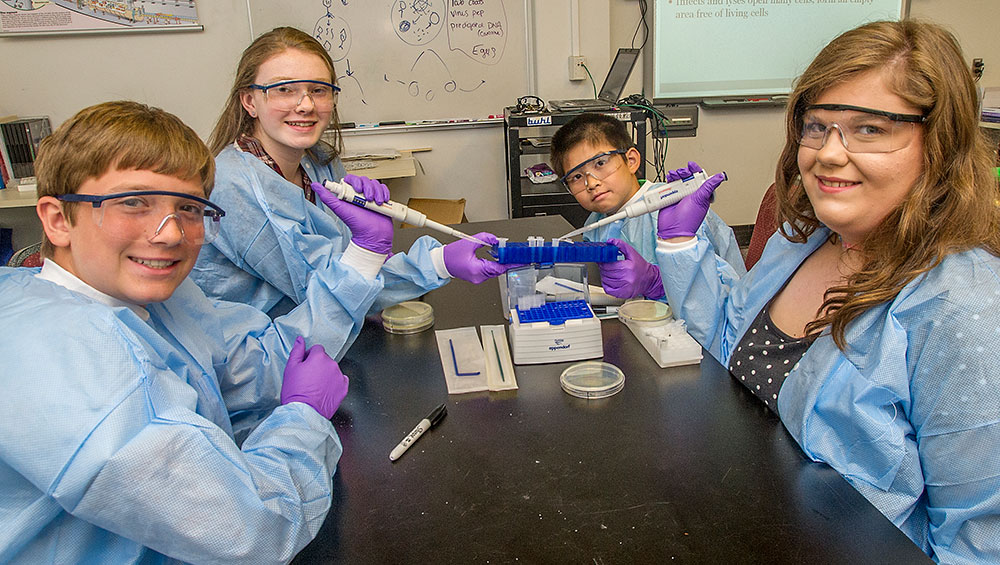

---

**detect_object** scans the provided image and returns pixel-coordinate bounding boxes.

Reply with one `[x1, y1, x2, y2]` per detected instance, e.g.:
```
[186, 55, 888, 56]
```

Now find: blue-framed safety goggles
[57, 190, 226, 245]
[560, 150, 629, 195]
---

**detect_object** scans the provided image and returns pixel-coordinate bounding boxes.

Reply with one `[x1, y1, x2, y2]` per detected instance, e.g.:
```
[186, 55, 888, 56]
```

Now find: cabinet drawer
[519, 203, 590, 228]
[518, 192, 577, 207]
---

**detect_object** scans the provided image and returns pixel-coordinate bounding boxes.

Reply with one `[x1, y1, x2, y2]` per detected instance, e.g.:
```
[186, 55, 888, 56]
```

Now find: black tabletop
[294, 216, 929, 564]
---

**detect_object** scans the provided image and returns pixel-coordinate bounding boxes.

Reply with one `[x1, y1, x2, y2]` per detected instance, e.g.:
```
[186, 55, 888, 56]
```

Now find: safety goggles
[249, 79, 341, 112]
[561, 150, 628, 195]
[57, 190, 226, 245]
[798, 104, 926, 154]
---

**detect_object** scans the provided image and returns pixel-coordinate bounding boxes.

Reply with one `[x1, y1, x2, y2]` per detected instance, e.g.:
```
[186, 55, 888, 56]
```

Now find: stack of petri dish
[381, 301, 435, 334]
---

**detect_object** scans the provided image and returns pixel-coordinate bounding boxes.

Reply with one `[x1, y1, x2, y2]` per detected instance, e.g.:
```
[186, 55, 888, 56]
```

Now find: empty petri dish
[560, 361, 625, 399]
[381, 301, 434, 334]
[617, 299, 671, 327]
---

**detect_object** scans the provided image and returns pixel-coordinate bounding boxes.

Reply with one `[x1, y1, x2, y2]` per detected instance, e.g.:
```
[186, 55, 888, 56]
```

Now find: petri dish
[560, 361, 625, 399]
[617, 299, 671, 327]
[381, 301, 435, 334]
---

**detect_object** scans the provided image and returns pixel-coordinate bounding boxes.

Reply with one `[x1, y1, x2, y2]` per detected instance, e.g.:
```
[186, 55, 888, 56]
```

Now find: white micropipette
[558, 170, 726, 240]
[322, 180, 490, 246]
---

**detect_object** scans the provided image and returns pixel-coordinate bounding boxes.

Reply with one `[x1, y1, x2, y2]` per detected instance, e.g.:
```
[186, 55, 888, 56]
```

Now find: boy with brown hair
[0, 100, 373, 563]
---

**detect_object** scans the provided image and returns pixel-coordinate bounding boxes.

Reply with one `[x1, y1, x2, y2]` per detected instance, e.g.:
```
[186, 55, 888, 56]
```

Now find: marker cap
[427, 403, 447, 426]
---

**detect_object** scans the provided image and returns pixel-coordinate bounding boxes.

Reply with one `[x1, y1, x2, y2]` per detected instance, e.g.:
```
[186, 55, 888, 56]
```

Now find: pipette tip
[456, 231, 491, 247]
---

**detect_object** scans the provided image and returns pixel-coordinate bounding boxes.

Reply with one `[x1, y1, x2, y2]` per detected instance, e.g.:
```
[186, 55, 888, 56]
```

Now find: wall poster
[0, 0, 201, 35]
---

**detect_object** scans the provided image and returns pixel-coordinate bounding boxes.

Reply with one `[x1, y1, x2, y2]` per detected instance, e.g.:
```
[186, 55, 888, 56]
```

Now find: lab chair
[744, 184, 777, 270]
[7, 242, 42, 268]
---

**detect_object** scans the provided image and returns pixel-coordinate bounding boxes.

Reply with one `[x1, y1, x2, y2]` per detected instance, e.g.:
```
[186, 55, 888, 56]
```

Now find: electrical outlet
[973, 57, 985, 81]
[568, 56, 586, 81]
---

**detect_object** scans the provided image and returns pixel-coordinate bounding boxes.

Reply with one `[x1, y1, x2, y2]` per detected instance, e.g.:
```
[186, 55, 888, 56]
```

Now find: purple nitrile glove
[442, 232, 512, 284]
[313, 181, 393, 254]
[599, 238, 665, 300]
[657, 162, 727, 240]
[281, 336, 349, 420]
[342, 174, 390, 205]
[666, 160, 701, 183]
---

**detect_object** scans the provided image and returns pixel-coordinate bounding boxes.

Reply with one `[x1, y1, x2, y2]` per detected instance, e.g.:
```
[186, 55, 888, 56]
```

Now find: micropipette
[322, 180, 490, 246]
[558, 170, 727, 240]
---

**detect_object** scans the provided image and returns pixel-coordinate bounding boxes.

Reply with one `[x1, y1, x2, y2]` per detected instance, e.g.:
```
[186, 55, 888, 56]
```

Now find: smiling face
[797, 69, 925, 246]
[43, 168, 208, 305]
[240, 48, 335, 166]
[562, 141, 642, 214]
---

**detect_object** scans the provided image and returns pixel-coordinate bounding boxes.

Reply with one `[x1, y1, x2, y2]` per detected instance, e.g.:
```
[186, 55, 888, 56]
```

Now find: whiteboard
[645, 0, 907, 103]
[249, 0, 527, 124]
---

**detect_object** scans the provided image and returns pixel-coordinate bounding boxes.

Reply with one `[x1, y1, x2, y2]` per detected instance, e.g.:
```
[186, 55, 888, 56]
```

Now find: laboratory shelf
[504, 108, 647, 228]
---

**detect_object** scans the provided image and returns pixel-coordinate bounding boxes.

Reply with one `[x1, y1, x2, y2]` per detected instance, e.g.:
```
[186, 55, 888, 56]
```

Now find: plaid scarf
[236, 134, 315, 204]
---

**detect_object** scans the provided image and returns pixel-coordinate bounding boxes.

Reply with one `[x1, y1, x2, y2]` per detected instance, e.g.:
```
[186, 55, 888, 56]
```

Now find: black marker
[389, 403, 447, 461]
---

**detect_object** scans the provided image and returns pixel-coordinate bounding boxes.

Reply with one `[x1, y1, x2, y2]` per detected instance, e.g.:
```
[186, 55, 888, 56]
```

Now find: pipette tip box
[515, 299, 593, 324]
[492, 241, 619, 264]
[509, 299, 603, 364]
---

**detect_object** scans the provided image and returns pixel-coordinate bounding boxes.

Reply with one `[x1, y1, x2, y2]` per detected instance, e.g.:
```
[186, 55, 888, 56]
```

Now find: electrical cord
[625, 0, 656, 179]
[618, 95, 670, 182]
[582, 63, 597, 99]
[632, 0, 649, 51]
[513, 95, 546, 114]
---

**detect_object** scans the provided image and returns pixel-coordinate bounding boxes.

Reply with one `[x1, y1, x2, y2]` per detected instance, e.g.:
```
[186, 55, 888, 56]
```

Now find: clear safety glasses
[249, 79, 341, 112]
[798, 104, 926, 154]
[561, 150, 628, 195]
[57, 190, 226, 245]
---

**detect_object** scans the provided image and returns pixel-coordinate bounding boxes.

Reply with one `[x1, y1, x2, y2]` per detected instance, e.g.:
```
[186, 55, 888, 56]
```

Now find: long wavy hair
[207, 26, 343, 164]
[773, 20, 1000, 348]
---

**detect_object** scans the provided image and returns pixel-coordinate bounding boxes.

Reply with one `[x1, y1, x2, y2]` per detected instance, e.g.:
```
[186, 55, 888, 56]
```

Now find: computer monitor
[598, 48, 641, 102]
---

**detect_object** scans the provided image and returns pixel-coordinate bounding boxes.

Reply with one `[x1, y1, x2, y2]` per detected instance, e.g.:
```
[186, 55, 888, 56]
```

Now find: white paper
[435, 327, 488, 394]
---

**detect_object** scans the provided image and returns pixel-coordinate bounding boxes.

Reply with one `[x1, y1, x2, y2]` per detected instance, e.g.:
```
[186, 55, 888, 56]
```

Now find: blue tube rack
[492, 241, 619, 264]
[516, 299, 593, 325]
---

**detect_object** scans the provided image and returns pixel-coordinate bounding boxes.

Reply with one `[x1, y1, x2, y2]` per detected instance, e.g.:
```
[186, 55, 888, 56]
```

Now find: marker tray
[515, 299, 593, 325]
[492, 241, 619, 264]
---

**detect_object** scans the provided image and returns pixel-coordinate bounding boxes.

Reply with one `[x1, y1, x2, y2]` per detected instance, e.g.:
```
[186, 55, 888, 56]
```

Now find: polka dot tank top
[728, 305, 812, 414]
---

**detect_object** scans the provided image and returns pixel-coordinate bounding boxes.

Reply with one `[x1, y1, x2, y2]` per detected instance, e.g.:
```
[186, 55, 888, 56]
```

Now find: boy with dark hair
[550, 113, 744, 299]
[0, 100, 370, 563]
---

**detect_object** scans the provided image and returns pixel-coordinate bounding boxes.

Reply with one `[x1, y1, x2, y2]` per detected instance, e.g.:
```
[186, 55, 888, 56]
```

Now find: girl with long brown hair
[190, 27, 507, 342]
[655, 20, 1000, 562]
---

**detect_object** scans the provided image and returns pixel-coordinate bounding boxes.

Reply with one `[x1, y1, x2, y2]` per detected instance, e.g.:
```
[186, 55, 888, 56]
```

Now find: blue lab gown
[582, 180, 747, 276]
[656, 227, 1000, 563]
[191, 145, 448, 321]
[0, 264, 381, 564]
